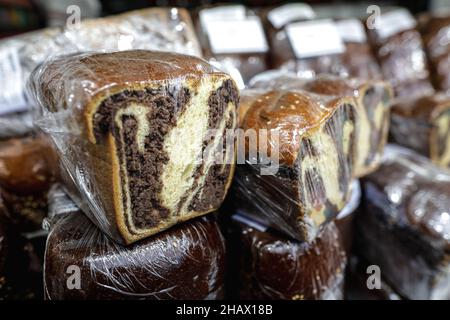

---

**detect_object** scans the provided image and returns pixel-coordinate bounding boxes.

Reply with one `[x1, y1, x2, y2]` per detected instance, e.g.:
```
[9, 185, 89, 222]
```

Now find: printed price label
[199, 5, 246, 29]
[376, 9, 417, 39]
[205, 18, 269, 54]
[336, 19, 367, 43]
[268, 3, 316, 29]
[286, 19, 345, 58]
[0, 47, 27, 115]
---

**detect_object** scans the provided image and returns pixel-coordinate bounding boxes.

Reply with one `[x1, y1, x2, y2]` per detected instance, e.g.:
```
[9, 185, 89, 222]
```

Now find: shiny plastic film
[232, 216, 346, 300]
[420, 13, 450, 92]
[390, 93, 450, 170]
[249, 71, 393, 177]
[44, 184, 226, 300]
[356, 144, 450, 299]
[28, 50, 239, 244]
[0, 7, 202, 114]
[195, 5, 269, 84]
[262, 5, 378, 80]
[366, 9, 434, 97]
[232, 84, 357, 242]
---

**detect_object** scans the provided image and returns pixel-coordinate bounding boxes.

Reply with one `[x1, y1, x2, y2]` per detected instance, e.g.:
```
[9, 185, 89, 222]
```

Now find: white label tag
[0, 47, 27, 115]
[286, 19, 345, 58]
[336, 19, 367, 43]
[205, 18, 269, 54]
[268, 3, 316, 29]
[376, 9, 417, 39]
[199, 5, 246, 29]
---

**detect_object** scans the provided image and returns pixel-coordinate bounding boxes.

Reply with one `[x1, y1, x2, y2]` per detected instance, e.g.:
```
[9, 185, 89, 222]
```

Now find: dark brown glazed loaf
[29, 50, 239, 244]
[356, 145, 450, 299]
[420, 14, 450, 92]
[366, 9, 434, 98]
[261, 4, 347, 77]
[44, 195, 226, 300]
[390, 93, 450, 170]
[0, 135, 55, 232]
[195, 5, 269, 83]
[235, 88, 357, 241]
[249, 72, 393, 177]
[335, 19, 382, 80]
[234, 219, 346, 300]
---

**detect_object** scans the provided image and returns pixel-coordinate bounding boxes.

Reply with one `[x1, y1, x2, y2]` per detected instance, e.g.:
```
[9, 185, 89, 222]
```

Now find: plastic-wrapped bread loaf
[356, 145, 450, 300]
[366, 9, 434, 98]
[390, 93, 450, 170]
[261, 4, 347, 77]
[234, 88, 357, 241]
[249, 71, 393, 177]
[335, 18, 382, 80]
[0, 7, 201, 115]
[44, 186, 226, 300]
[29, 50, 238, 244]
[233, 217, 346, 300]
[420, 14, 450, 92]
[0, 135, 56, 232]
[195, 4, 269, 83]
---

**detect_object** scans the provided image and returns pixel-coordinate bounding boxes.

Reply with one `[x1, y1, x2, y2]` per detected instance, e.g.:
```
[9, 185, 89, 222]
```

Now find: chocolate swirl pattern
[29, 50, 238, 244]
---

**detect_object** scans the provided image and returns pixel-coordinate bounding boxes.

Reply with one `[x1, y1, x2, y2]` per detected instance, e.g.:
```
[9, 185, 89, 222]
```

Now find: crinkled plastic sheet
[232, 215, 346, 300]
[357, 144, 450, 299]
[366, 10, 434, 98]
[420, 13, 450, 91]
[0, 112, 34, 139]
[195, 5, 268, 84]
[43, 184, 226, 300]
[28, 49, 238, 245]
[389, 93, 450, 170]
[0, 7, 202, 113]
[232, 85, 357, 242]
[262, 6, 378, 80]
[249, 70, 393, 177]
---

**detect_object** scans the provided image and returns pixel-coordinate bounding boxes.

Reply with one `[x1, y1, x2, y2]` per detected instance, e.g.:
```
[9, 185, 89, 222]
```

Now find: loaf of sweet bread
[390, 93, 450, 170]
[356, 145, 450, 299]
[29, 50, 239, 244]
[44, 186, 226, 300]
[249, 72, 393, 177]
[234, 218, 346, 300]
[234, 88, 357, 241]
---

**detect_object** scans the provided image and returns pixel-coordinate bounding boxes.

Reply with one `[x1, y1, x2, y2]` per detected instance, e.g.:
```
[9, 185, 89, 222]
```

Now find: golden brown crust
[31, 50, 227, 143]
[241, 89, 351, 166]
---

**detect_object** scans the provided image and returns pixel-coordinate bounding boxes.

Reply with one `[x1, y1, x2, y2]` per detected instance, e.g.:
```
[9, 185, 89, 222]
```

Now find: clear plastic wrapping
[366, 9, 434, 97]
[28, 50, 238, 244]
[356, 144, 450, 299]
[262, 5, 378, 80]
[0, 112, 34, 139]
[195, 5, 269, 84]
[232, 216, 346, 300]
[390, 93, 450, 170]
[0, 7, 202, 115]
[249, 70, 393, 177]
[232, 86, 357, 242]
[44, 185, 226, 300]
[420, 13, 450, 92]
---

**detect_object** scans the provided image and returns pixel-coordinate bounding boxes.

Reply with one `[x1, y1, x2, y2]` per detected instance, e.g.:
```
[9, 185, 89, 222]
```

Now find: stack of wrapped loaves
[0, 3, 450, 301]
